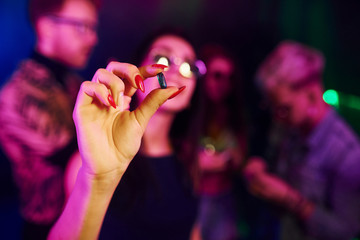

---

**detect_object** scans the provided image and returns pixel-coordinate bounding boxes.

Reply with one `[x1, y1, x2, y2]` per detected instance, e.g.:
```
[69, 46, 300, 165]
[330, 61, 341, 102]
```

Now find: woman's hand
[73, 62, 180, 180]
[49, 62, 182, 240]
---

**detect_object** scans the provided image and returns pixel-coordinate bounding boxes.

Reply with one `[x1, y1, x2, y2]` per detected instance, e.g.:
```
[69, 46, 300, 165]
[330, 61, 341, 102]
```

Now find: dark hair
[125, 27, 202, 203]
[188, 43, 248, 187]
[198, 43, 246, 134]
[131, 26, 197, 66]
[199, 43, 235, 67]
[28, 0, 101, 26]
[131, 27, 202, 156]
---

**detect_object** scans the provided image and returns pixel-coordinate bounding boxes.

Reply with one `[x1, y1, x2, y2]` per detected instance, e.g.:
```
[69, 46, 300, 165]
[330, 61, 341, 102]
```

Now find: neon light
[323, 89, 339, 107]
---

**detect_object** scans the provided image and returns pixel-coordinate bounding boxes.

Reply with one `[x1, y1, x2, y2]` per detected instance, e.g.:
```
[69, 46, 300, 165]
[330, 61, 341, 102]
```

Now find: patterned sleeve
[0, 64, 76, 224]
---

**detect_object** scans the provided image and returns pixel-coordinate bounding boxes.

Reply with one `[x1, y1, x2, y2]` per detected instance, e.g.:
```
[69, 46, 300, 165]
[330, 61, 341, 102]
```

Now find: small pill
[157, 72, 167, 89]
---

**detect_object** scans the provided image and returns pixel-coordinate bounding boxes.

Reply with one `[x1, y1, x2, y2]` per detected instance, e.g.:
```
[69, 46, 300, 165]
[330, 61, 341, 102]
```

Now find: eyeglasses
[152, 53, 206, 79]
[46, 15, 97, 35]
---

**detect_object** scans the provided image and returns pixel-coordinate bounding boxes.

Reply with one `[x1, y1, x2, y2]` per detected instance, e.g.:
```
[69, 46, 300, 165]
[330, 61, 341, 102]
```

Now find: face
[268, 84, 312, 128]
[48, 0, 98, 68]
[204, 56, 234, 103]
[139, 35, 197, 113]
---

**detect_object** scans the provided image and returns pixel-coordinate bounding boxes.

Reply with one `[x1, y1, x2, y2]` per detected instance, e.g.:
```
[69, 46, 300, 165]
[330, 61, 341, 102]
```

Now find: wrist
[50, 167, 123, 240]
[283, 187, 314, 220]
[78, 167, 123, 196]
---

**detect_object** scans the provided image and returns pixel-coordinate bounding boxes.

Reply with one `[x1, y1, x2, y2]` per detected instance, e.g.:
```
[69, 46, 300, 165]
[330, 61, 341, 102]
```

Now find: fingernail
[151, 64, 168, 69]
[168, 86, 186, 100]
[135, 75, 145, 93]
[108, 94, 117, 109]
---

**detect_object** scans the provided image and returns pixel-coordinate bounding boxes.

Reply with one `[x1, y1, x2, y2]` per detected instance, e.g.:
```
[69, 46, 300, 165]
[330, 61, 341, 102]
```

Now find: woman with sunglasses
[91, 29, 204, 240]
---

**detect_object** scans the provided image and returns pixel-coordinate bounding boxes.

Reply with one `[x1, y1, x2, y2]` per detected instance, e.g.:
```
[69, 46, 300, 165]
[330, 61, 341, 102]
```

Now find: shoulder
[313, 110, 359, 153]
[12, 59, 53, 84]
[324, 113, 360, 181]
[308, 111, 360, 176]
[0, 58, 54, 98]
[327, 112, 360, 151]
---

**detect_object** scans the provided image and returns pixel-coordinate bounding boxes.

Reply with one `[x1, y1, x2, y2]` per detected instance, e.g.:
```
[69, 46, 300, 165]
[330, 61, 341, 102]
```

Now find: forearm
[48, 167, 122, 240]
[282, 187, 314, 220]
[283, 187, 359, 239]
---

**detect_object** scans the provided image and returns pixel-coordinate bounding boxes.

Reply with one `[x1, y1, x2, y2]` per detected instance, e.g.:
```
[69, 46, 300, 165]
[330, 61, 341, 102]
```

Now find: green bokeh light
[323, 89, 339, 106]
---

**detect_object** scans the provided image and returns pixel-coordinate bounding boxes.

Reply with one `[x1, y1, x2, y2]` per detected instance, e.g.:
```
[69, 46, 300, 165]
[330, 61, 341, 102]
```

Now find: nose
[165, 65, 184, 83]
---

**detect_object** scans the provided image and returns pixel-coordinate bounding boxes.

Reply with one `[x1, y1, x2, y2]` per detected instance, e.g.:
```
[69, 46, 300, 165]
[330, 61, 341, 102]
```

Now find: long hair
[188, 43, 248, 188]
[130, 26, 202, 165]
[199, 43, 247, 136]
[120, 27, 202, 205]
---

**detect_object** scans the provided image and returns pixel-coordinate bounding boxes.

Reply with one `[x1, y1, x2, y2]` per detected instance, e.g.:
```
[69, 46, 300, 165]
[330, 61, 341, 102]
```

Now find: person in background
[0, 0, 99, 238]
[194, 44, 247, 240]
[243, 40, 360, 240]
[65, 29, 203, 240]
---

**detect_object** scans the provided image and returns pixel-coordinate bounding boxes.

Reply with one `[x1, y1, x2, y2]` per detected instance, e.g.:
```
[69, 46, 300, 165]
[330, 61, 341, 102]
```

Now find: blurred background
[1, 0, 360, 131]
[0, 0, 360, 238]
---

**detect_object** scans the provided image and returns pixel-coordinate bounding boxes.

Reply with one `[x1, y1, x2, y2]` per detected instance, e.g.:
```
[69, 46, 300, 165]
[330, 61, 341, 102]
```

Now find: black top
[31, 51, 69, 89]
[100, 154, 198, 240]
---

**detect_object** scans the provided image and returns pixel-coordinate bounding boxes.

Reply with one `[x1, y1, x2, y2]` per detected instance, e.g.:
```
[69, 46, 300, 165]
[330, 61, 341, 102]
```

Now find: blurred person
[194, 44, 247, 240]
[243, 40, 360, 240]
[65, 29, 203, 240]
[48, 61, 183, 240]
[0, 0, 99, 238]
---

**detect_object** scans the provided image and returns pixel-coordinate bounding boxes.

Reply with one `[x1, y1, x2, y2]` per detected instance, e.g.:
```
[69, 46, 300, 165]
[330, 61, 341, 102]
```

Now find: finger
[78, 81, 113, 107]
[91, 68, 125, 107]
[105, 61, 144, 96]
[138, 64, 168, 79]
[133, 86, 179, 129]
[123, 95, 132, 110]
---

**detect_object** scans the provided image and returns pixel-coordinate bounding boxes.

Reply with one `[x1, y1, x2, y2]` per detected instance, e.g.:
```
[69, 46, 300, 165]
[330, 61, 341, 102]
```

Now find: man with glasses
[0, 0, 99, 238]
[244, 41, 360, 240]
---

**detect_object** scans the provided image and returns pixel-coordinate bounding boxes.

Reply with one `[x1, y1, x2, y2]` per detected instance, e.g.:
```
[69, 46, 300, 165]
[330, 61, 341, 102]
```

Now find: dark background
[1, 0, 360, 131]
[1, 0, 360, 238]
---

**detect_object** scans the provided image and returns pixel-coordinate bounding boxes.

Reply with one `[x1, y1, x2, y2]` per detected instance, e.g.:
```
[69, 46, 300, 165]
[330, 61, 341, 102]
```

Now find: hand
[243, 157, 288, 202]
[73, 62, 181, 180]
[247, 170, 314, 220]
[242, 156, 267, 180]
[243, 157, 314, 219]
[198, 149, 231, 171]
[247, 171, 290, 203]
[49, 62, 183, 240]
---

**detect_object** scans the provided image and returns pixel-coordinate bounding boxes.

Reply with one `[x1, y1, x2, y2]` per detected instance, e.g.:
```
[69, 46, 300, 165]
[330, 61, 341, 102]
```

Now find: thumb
[133, 86, 180, 128]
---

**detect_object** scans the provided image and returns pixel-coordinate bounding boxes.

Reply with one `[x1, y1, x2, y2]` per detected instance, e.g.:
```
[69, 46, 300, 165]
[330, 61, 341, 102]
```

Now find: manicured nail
[151, 64, 168, 69]
[135, 75, 145, 93]
[108, 94, 116, 109]
[168, 86, 186, 99]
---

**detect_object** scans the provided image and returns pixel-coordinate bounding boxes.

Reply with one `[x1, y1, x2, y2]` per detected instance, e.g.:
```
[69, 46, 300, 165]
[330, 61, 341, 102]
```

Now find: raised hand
[49, 62, 182, 240]
[73, 62, 179, 179]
